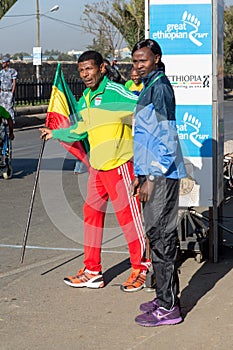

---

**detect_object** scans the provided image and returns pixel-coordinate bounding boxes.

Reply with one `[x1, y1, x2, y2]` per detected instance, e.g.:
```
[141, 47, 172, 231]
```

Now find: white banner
[164, 55, 212, 105]
[33, 47, 42, 66]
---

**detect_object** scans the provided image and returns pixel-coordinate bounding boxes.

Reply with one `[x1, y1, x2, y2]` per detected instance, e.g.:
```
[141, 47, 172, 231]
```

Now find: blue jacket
[134, 70, 186, 179]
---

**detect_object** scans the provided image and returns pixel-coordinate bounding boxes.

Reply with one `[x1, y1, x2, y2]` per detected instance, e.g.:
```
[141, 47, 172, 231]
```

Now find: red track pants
[83, 160, 150, 273]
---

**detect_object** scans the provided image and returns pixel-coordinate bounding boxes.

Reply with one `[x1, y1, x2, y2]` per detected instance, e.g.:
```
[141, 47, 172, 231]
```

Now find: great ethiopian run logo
[150, 4, 211, 54]
[176, 106, 212, 158]
[178, 112, 208, 148]
[153, 10, 208, 47]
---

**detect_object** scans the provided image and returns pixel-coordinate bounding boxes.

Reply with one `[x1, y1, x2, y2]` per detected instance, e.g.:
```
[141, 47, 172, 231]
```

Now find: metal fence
[14, 79, 86, 106]
[14, 76, 233, 106]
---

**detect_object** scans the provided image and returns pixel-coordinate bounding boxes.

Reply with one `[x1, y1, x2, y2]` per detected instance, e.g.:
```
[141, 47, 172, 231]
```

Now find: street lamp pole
[35, 1, 59, 85]
[35, 0, 40, 84]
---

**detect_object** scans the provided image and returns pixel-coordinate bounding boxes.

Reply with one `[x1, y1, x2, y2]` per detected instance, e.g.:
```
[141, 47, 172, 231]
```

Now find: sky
[0, 0, 233, 55]
[0, 0, 98, 54]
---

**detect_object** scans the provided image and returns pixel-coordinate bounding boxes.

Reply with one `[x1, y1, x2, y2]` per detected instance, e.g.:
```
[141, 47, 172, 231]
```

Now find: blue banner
[176, 105, 212, 157]
[150, 4, 212, 55]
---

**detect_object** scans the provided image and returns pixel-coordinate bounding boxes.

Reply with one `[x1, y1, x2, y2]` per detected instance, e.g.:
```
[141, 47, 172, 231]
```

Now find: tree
[224, 6, 233, 74]
[87, 35, 112, 58]
[81, 1, 124, 58]
[58, 53, 74, 61]
[0, 0, 18, 19]
[81, 0, 144, 56]
[105, 0, 144, 50]
[11, 52, 30, 60]
[44, 49, 60, 56]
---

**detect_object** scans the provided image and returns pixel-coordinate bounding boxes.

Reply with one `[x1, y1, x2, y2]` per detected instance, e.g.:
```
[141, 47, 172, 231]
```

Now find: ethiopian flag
[46, 63, 90, 167]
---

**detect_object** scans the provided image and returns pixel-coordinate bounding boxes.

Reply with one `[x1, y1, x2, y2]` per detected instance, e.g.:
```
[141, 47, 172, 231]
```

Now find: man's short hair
[131, 39, 162, 57]
[78, 51, 103, 67]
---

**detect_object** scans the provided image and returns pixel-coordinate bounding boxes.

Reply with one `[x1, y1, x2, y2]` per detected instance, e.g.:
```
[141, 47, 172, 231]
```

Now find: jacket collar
[83, 75, 108, 99]
[142, 69, 163, 87]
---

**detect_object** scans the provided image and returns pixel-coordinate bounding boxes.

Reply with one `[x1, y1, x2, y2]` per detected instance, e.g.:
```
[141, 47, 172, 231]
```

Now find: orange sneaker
[63, 268, 104, 288]
[120, 268, 146, 292]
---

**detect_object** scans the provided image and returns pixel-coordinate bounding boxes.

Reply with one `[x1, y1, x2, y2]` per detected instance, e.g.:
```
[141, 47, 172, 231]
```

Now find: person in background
[0, 57, 17, 122]
[73, 158, 88, 175]
[103, 58, 122, 83]
[0, 105, 14, 140]
[111, 57, 119, 71]
[130, 39, 186, 326]
[125, 68, 144, 96]
[0, 105, 14, 166]
[40, 50, 150, 292]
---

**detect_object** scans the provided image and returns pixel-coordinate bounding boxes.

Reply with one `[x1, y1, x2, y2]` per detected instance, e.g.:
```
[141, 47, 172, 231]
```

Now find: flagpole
[20, 138, 46, 264]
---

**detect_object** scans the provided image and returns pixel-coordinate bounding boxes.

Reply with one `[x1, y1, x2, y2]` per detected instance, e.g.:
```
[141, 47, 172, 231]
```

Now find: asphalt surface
[15, 114, 46, 129]
[0, 104, 233, 350]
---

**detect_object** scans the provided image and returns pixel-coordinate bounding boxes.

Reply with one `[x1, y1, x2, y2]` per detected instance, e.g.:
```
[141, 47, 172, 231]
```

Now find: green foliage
[11, 52, 30, 60]
[87, 37, 112, 58]
[57, 53, 74, 61]
[44, 49, 61, 56]
[81, 0, 144, 55]
[224, 6, 233, 74]
[109, 0, 145, 50]
[0, 52, 11, 59]
[2, 50, 77, 62]
[0, 0, 18, 19]
[82, 1, 123, 57]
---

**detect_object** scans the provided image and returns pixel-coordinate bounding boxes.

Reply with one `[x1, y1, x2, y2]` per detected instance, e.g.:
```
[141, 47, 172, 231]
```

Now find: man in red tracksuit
[40, 51, 150, 292]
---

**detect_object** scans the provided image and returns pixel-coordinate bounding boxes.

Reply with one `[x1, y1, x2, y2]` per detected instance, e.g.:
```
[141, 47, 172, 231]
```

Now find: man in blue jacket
[130, 39, 187, 327]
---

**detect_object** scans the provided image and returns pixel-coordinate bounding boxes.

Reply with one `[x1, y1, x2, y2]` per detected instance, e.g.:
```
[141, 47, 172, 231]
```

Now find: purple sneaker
[140, 298, 159, 312]
[135, 305, 182, 327]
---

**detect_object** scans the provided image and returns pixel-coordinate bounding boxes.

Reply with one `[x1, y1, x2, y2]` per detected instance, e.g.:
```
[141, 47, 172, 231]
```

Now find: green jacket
[52, 76, 138, 170]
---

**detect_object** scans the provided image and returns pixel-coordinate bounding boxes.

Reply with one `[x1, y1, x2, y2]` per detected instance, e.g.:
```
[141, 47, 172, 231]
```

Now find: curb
[14, 105, 47, 129]
[15, 105, 48, 116]
[14, 114, 46, 129]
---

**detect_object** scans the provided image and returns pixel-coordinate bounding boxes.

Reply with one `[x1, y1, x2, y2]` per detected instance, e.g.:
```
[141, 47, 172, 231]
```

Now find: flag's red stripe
[45, 111, 70, 129]
[60, 141, 90, 169]
[46, 111, 90, 168]
[45, 64, 90, 168]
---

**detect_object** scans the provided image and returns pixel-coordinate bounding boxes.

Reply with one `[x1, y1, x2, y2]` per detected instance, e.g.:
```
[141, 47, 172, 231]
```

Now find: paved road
[1, 101, 233, 274]
[0, 128, 125, 277]
[0, 103, 232, 350]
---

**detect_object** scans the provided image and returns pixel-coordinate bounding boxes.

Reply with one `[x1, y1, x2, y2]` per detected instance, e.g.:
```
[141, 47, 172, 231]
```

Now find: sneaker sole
[120, 282, 145, 293]
[135, 317, 183, 327]
[63, 277, 104, 289]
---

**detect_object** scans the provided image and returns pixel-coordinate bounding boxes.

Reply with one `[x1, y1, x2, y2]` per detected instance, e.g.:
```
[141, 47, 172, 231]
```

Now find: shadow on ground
[11, 157, 75, 179]
[180, 246, 233, 318]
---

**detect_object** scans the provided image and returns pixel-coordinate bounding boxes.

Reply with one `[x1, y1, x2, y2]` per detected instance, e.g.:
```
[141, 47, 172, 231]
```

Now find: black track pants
[143, 177, 180, 310]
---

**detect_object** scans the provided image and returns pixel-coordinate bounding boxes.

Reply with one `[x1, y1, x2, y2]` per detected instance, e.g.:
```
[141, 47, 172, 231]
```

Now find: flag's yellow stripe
[47, 86, 70, 119]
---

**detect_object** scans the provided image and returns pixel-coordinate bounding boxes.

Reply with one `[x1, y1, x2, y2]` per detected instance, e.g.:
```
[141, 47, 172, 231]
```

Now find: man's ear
[100, 63, 105, 74]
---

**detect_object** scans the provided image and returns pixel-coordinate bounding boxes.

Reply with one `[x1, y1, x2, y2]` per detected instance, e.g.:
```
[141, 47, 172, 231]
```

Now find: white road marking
[0, 243, 128, 254]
